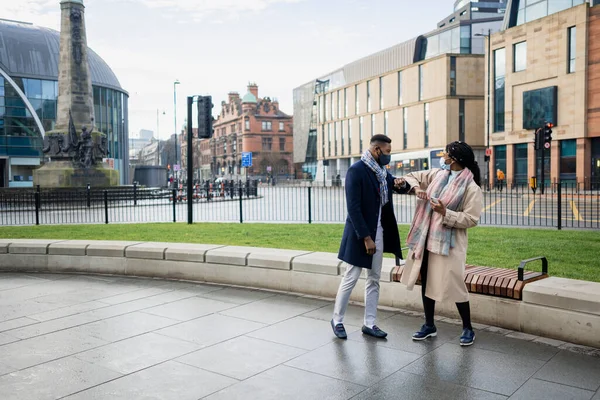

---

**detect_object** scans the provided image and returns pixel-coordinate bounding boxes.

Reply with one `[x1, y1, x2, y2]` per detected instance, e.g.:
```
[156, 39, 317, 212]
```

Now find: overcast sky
[6, 0, 454, 139]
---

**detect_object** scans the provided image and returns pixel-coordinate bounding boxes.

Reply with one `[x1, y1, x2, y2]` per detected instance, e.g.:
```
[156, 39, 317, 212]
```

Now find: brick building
[199, 83, 294, 181]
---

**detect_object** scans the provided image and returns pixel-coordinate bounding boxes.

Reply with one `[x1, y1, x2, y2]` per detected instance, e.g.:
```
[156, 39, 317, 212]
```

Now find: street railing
[0, 180, 598, 229]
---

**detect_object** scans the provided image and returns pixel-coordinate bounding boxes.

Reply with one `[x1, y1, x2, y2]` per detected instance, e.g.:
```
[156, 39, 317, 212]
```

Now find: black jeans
[420, 250, 472, 330]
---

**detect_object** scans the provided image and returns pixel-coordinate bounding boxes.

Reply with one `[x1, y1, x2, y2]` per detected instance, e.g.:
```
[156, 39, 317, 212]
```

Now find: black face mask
[377, 148, 391, 167]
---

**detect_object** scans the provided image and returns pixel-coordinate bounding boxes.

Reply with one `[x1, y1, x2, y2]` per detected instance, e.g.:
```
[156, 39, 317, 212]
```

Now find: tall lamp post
[173, 79, 181, 180]
[156, 109, 165, 166]
[475, 29, 491, 189]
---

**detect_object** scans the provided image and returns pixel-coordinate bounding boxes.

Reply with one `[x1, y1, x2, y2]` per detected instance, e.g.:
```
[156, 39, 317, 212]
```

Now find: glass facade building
[0, 19, 129, 187]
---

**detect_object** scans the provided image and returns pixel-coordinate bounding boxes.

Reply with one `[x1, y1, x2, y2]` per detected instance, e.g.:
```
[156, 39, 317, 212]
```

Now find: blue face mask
[439, 156, 450, 171]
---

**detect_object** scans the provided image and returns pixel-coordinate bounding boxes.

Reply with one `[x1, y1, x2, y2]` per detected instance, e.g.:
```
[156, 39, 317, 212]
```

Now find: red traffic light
[546, 122, 554, 128]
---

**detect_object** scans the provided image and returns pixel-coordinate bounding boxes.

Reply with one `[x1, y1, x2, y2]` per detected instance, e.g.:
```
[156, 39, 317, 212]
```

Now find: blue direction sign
[241, 152, 252, 168]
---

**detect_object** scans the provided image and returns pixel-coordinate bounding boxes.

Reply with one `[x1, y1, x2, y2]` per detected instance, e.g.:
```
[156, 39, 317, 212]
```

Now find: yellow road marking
[524, 200, 536, 217]
[570, 201, 584, 221]
[483, 199, 504, 212]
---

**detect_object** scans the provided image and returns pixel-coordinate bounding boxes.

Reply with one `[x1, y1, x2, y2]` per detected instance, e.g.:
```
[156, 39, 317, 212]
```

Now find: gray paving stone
[593, 388, 600, 400]
[352, 370, 508, 400]
[204, 365, 365, 400]
[198, 287, 276, 304]
[302, 303, 398, 327]
[0, 332, 19, 345]
[0, 317, 37, 332]
[7, 312, 101, 340]
[0, 329, 108, 370]
[0, 356, 121, 400]
[142, 296, 237, 321]
[69, 311, 179, 342]
[285, 339, 420, 387]
[28, 300, 109, 322]
[156, 313, 265, 347]
[534, 350, 600, 391]
[75, 332, 199, 374]
[178, 336, 306, 380]
[247, 315, 360, 351]
[0, 361, 15, 377]
[401, 343, 546, 396]
[347, 313, 462, 355]
[508, 378, 595, 400]
[470, 331, 560, 361]
[63, 360, 236, 400]
[220, 294, 328, 324]
[0, 275, 49, 291]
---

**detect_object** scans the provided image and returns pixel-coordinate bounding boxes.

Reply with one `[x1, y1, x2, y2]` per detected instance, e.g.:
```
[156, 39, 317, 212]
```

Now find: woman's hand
[414, 187, 428, 201]
[394, 178, 406, 189]
[430, 199, 446, 216]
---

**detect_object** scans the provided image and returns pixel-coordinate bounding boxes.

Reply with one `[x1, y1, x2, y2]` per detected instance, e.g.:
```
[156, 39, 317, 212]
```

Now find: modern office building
[293, 0, 507, 183]
[0, 18, 129, 187]
[487, 0, 600, 186]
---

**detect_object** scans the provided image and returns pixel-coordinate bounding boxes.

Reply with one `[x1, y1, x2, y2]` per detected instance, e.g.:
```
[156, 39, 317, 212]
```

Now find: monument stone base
[33, 161, 119, 188]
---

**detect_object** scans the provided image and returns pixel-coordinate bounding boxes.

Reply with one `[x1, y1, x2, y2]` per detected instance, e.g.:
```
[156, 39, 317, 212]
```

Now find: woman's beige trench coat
[400, 168, 483, 303]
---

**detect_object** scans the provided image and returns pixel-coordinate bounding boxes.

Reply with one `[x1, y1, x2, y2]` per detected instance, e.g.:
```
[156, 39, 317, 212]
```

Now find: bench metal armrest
[518, 257, 548, 281]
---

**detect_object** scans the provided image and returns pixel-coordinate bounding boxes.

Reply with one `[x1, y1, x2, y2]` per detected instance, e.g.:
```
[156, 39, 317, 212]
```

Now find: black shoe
[362, 325, 388, 338]
[331, 319, 347, 339]
[460, 328, 475, 346]
[412, 324, 437, 341]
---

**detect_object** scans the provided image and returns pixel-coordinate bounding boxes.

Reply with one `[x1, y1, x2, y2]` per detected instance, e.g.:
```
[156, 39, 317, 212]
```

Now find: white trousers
[333, 216, 384, 327]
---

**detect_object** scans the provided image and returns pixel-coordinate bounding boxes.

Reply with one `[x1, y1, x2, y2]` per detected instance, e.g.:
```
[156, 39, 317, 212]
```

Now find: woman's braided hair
[446, 141, 481, 187]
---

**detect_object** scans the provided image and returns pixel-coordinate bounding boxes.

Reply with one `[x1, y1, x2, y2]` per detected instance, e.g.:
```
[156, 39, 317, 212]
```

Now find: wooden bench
[392, 256, 549, 300]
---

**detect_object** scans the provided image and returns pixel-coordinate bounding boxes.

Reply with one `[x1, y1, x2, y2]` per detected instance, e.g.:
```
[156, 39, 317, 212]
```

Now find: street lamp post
[173, 79, 181, 180]
[475, 29, 492, 188]
[156, 109, 165, 166]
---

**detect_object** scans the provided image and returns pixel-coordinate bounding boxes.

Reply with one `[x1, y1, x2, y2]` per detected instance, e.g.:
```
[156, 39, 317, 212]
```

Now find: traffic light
[534, 128, 543, 150]
[543, 122, 553, 144]
[197, 96, 214, 139]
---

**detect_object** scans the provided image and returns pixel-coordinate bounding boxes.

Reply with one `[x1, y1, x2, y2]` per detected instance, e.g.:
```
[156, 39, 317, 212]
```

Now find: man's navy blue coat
[338, 161, 407, 269]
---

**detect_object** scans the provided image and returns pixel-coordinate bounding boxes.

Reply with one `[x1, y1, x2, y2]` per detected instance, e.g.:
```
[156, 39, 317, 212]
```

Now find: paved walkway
[0, 273, 598, 400]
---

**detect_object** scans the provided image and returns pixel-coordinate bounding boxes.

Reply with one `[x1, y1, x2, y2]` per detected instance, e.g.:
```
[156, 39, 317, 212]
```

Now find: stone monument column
[55, 0, 95, 133]
[33, 0, 118, 188]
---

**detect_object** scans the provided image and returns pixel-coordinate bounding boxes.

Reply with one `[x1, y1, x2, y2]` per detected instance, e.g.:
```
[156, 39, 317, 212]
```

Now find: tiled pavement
[0, 273, 598, 400]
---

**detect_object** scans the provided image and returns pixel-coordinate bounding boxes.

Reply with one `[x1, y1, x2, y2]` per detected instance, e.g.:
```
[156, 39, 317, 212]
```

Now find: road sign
[174, 164, 180, 172]
[241, 152, 252, 168]
[544, 142, 551, 149]
[485, 148, 492, 157]
[266, 166, 272, 172]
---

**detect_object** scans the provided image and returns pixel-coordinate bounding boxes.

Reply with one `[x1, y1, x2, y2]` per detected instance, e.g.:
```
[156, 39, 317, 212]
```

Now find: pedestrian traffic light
[197, 96, 214, 139]
[543, 122, 553, 144]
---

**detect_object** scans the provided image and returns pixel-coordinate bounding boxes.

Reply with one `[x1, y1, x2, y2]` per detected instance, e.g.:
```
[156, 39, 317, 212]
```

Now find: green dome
[242, 91, 257, 103]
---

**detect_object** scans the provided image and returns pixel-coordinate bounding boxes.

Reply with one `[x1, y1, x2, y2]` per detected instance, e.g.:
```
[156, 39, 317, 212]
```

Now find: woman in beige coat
[398, 141, 483, 346]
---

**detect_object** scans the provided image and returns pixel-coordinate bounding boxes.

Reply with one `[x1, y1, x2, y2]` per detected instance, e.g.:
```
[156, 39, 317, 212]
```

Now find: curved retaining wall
[0, 239, 598, 348]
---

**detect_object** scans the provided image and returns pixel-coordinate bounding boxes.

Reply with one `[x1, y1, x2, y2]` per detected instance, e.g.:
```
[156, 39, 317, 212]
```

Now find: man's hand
[364, 237, 376, 255]
[394, 178, 406, 189]
[414, 187, 429, 201]
[430, 198, 447, 216]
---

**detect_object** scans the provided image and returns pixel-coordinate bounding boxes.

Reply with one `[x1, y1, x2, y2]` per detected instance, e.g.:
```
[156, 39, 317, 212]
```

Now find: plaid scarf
[406, 168, 473, 260]
[361, 149, 388, 206]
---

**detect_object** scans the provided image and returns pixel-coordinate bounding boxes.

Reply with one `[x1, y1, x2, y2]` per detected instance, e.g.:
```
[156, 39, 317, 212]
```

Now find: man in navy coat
[331, 134, 406, 339]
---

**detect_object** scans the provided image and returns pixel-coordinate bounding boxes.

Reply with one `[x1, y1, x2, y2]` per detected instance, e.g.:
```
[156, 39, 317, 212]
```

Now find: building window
[223, 140, 227, 155]
[403, 108, 408, 150]
[344, 88, 348, 117]
[450, 56, 457, 96]
[355, 84, 360, 115]
[321, 126, 325, 158]
[398, 71, 403, 105]
[319, 96, 324, 123]
[348, 119, 352, 154]
[334, 123, 338, 156]
[262, 137, 272, 151]
[231, 124, 235, 133]
[328, 124, 331, 157]
[379, 77, 384, 110]
[261, 121, 272, 131]
[341, 122, 345, 155]
[279, 122, 284, 131]
[459, 99, 465, 142]
[523, 86, 558, 129]
[419, 65, 424, 101]
[424, 103, 430, 148]
[568, 26, 576, 73]
[324, 94, 329, 121]
[513, 41, 527, 72]
[495, 145, 507, 177]
[233, 140, 237, 153]
[359, 116, 364, 152]
[560, 139, 577, 182]
[371, 114, 375, 137]
[338, 90, 342, 119]
[331, 92, 335, 120]
[279, 137, 285, 152]
[536, 147, 551, 185]
[367, 81, 372, 112]
[384, 111, 389, 136]
[494, 48, 506, 132]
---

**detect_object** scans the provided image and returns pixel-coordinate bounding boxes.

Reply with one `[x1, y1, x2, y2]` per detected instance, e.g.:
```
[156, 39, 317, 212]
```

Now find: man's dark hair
[370, 134, 391, 146]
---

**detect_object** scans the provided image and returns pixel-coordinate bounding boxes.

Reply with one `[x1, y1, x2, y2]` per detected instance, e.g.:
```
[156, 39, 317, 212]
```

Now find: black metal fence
[0, 180, 598, 229]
